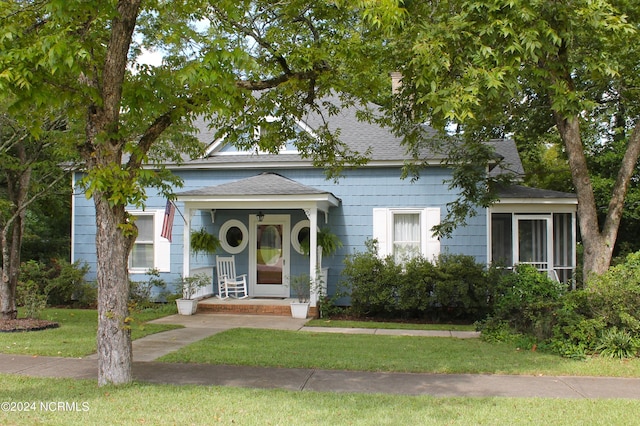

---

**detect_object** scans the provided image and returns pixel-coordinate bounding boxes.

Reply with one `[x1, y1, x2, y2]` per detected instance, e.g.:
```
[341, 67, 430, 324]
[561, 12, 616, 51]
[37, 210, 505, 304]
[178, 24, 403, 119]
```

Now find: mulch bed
[0, 318, 59, 333]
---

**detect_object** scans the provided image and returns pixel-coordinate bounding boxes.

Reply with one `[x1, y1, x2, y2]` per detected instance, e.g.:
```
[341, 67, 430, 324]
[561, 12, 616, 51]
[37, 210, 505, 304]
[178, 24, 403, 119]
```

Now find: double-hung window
[392, 213, 422, 262]
[373, 208, 440, 263]
[129, 214, 155, 270]
[128, 210, 172, 273]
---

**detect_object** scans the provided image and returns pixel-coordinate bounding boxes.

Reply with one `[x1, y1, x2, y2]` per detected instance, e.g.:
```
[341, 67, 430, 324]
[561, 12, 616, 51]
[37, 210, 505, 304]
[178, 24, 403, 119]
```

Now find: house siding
[72, 165, 488, 297]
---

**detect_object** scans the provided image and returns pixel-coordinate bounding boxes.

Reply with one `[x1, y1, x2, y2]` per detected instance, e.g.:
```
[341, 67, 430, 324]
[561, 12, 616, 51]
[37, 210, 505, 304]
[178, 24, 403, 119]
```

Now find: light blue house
[71, 100, 578, 308]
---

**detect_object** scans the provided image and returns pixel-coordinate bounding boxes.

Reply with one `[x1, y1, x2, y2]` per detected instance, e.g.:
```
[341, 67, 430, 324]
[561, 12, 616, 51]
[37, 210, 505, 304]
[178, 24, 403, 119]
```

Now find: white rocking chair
[216, 255, 248, 299]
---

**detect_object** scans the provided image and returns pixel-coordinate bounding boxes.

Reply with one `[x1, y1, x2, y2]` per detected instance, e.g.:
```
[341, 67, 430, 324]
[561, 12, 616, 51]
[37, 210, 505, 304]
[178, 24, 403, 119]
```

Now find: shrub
[45, 259, 91, 306]
[433, 254, 497, 320]
[17, 279, 47, 319]
[18, 259, 90, 307]
[596, 328, 640, 359]
[72, 282, 98, 308]
[491, 264, 565, 340]
[342, 240, 495, 321]
[342, 240, 399, 317]
[583, 251, 640, 333]
[129, 268, 167, 308]
[548, 251, 640, 357]
[395, 256, 438, 318]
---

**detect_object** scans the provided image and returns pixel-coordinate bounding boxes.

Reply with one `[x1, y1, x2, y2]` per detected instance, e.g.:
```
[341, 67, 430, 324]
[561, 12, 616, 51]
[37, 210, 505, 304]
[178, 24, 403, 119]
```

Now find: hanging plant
[317, 227, 343, 256]
[190, 228, 221, 256]
[300, 227, 342, 256]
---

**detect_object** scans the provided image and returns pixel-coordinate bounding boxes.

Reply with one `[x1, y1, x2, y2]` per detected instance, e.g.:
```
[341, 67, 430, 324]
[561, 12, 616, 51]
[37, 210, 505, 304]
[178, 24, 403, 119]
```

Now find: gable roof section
[180, 96, 524, 176]
[486, 139, 525, 178]
[176, 172, 341, 212]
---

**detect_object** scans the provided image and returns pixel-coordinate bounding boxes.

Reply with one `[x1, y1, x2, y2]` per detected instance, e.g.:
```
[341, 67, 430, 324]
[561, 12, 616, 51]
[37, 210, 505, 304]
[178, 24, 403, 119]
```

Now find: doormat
[251, 297, 287, 300]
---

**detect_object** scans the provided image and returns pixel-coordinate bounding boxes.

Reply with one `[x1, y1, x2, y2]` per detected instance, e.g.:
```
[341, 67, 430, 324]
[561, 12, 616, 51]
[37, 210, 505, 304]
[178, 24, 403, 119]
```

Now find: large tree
[384, 0, 640, 280]
[0, 0, 396, 385]
[0, 106, 70, 320]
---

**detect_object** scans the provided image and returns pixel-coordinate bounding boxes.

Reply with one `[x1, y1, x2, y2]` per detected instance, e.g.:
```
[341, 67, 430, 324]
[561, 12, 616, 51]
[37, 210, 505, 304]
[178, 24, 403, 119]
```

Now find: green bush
[395, 256, 438, 317]
[596, 328, 640, 359]
[17, 279, 47, 319]
[342, 240, 397, 317]
[45, 259, 91, 306]
[549, 251, 640, 357]
[584, 251, 640, 332]
[491, 264, 565, 340]
[129, 268, 167, 308]
[342, 240, 495, 321]
[18, 259, 90, 307]
[433, 254, 496, 320]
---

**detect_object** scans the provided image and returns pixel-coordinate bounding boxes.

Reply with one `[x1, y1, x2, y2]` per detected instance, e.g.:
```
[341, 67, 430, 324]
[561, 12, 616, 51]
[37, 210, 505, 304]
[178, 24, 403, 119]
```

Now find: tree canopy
[0, 0, 400, 385]
[381, 0, 640, 278]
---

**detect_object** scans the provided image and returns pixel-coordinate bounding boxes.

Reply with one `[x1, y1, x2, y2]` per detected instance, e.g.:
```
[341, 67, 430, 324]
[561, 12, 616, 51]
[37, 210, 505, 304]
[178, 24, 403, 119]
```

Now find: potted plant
[175, 273, 210, 315]
[317, 227, 343, 258]
[190, 228, 221, 258]
[300, 227, 343, 259]
[289, 273, 311, 319]
[319, 227, 342, 286]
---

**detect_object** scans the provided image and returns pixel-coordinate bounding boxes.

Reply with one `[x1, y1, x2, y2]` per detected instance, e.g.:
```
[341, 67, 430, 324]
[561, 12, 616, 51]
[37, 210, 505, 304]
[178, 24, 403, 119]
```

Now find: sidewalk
[2, 313, 640, 399]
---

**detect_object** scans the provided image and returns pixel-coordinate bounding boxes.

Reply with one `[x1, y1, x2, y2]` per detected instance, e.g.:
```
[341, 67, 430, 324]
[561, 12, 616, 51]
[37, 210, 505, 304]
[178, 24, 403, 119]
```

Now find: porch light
[257, 211, 264, 222]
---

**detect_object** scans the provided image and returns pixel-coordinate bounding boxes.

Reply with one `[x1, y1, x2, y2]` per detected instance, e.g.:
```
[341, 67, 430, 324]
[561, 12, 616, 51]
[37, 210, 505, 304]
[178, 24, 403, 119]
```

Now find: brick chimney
[390, 71, 403, 94]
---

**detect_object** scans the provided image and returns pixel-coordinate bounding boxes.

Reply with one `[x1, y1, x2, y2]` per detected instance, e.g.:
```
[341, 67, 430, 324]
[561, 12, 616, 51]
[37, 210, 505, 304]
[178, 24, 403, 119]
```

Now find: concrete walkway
[3, 313, 640, 399]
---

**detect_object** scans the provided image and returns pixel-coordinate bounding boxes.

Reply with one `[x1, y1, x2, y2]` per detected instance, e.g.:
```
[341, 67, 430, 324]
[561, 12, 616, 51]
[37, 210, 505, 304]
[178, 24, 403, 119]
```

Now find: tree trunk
[0, 235, 18, 320]
[556, 115, 640, 280]
[0, 215, 24, 320]
[94, 195, 134, 386]
[85, 0, 141, 386]
[1, 144, 31, 320]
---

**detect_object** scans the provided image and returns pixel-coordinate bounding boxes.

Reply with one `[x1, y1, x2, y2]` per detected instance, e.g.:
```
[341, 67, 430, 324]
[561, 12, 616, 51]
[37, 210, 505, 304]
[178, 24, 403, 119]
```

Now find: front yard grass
[0, 307, 181, 357]
[158, 328, 640, 377]
[1, 374, 639, 425]
[4, 308, 640, 378]
[306, 318, 476, 331]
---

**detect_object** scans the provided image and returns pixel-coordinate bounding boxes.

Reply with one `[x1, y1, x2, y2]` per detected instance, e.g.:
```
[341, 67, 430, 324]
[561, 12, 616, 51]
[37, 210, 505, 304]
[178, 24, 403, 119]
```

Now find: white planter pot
[290, 302, 310, 319]
[176, 298, 199, 315]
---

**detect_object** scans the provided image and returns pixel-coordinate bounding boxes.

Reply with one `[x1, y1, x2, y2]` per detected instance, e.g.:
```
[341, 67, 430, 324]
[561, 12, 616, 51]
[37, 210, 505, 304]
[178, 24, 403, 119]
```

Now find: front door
[249, 214, 290, 297]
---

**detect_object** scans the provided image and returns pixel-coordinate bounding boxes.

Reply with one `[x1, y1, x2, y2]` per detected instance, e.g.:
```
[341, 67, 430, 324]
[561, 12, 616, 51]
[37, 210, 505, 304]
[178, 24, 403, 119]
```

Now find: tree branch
[602, 119, 640, 241]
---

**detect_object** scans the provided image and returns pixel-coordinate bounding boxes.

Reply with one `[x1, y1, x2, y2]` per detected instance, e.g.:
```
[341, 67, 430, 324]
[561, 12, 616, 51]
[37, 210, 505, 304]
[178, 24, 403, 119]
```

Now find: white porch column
[308, 206, 319, 307]
[182, 205, 191, 279]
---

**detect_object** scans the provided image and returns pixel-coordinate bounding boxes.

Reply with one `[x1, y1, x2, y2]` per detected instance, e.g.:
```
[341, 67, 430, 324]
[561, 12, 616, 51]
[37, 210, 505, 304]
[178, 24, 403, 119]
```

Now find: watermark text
[1, 401, 90, 412]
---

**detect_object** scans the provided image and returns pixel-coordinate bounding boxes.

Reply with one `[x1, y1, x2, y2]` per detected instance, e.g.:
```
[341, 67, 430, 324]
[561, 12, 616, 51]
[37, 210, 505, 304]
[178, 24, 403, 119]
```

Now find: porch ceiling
[176, 172, 340, 212]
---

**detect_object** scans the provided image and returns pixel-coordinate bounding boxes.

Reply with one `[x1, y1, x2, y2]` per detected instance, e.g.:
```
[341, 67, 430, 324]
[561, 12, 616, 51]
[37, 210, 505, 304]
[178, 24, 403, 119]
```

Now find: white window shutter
[154, 209, 171, 272]
[423, 207, 441, 262]
[372, 208, 389, 258]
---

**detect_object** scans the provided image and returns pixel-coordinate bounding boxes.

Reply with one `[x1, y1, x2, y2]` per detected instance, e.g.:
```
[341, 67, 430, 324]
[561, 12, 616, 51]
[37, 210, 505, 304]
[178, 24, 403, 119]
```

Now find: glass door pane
[257, 224, 283, 285]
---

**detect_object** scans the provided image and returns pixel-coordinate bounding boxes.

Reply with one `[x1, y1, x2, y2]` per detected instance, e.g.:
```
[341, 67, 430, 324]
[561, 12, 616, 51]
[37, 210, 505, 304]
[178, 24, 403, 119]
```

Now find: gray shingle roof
[177, 172, 335, 197]
[487, 139, 525, 178]
[185, 96, 523, 175]
[497, 184, 576, 199]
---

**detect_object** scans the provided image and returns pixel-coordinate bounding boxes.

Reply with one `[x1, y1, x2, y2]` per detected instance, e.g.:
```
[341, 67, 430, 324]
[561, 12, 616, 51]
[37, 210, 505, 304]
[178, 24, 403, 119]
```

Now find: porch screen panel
[518, 219, 548, 269]
[257, 224, 283, 285]
[491, 213, 513, 267]
[393, 213, 420, 262]
[553, 213, 573, 283]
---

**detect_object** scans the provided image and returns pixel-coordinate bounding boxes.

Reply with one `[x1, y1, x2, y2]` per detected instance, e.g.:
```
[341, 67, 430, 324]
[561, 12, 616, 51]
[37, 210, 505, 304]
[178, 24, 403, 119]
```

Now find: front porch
[196, 296, 319, 317]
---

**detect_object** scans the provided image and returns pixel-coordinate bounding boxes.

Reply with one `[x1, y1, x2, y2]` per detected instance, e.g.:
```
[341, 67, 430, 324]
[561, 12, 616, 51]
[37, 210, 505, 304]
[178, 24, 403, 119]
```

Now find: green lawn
[3, 310, 640, 423]
[306, 318, 477, 331]
[0, 374, 638, 425]
[0, 307, 181, 357]
[158, 328, 640, 377]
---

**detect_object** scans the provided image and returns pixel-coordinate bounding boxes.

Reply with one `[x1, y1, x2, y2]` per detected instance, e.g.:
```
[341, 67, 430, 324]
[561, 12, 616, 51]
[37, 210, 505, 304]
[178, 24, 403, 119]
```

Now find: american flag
[161, 200, 175, 242]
